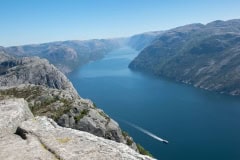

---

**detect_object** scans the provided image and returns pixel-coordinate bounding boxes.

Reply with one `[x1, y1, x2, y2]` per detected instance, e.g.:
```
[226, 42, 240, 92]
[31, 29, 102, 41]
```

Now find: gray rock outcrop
[0, 52, 142, 153]
[0, 84, 137, 150]
[0, 98, 33, 137]
[0, 134, 57, 160]
[0, 98, 153, 160]
[0, 56, 78, 96]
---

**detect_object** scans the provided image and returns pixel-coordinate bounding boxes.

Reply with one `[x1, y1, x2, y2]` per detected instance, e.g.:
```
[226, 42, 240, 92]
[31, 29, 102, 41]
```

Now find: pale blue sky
[0, 0, 240, 46]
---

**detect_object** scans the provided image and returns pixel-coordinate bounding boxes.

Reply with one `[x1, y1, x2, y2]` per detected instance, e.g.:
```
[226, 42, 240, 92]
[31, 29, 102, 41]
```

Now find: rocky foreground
[0, 50, 153, 159]
[0, 99, 153, 160]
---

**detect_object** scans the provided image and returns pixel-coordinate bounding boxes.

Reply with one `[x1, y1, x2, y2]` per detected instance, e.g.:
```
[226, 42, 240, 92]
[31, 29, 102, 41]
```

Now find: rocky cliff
[0, 55, 77, 96]
[129, 19, 240, 96]
[0, 98, 153, 160]
[0, 52, 152, 157]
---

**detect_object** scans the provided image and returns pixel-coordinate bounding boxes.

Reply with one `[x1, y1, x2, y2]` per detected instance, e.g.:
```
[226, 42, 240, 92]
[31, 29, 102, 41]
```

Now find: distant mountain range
[127, 31, 162, 51]
[129, 19, 240, 96]
[1, 19, 240, 96]
[2, 39, 125, 73]
[0, 31, 161, 74]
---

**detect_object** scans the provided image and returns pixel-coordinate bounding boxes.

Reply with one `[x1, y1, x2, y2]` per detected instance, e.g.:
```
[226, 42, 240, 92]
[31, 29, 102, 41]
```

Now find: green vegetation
[98, 111, 109, 119]
[0, 85, 73, 121]
[121, 130, 129, 138]
[121, 130, 134, 146]
[136, 143, 153, 157]
[98, 111, 110, 121]
[98, 110, 111, 126]
[52, 100, 72, 121]
[42, 96, 58, 106]
[74, 109, 89, 122]
[0, 86, 42, 100]
[121, 130, 133, 145]
[126, 138, 133, 146]
[93, 103, 97, 108]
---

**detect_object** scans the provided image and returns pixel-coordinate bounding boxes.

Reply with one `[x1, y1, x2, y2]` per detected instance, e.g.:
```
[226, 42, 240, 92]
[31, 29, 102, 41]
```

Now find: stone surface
[0, 84, 138, 150]
[0, 98, 153, 160]
[59, 108, 125, 143]
[19, 116, 153, 160]
[0, 56, 78, 96]
[0, 135, 56, 160]
[0, 53, 140, 151]
[0, 98, 33, 137]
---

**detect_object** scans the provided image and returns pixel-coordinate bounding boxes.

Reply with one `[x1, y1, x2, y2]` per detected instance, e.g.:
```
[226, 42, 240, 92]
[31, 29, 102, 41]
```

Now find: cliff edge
[0, 98, 153, 160]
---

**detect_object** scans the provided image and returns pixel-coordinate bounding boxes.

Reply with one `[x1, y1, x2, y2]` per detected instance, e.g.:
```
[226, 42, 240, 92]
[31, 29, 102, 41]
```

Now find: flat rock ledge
[0, 98, 154, 160]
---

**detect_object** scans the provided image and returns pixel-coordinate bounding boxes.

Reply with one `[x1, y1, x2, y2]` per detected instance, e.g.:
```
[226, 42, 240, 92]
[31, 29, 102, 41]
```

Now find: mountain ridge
[3, 38, 126, 73]
[2, 32, 161, 74]
[129, 19, 240, 96]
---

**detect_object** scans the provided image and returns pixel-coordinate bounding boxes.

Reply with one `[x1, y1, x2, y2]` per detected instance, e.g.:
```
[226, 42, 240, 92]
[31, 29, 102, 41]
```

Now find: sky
[0, 0, 240, 46]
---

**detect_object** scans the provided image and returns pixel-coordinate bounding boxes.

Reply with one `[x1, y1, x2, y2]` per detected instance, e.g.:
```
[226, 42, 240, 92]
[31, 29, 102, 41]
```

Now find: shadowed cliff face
[129, 19, 240, 96]
[0, 52, 140, 152]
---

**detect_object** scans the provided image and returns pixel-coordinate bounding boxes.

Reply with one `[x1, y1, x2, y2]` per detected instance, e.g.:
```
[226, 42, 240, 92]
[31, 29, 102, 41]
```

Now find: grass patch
[136, 143, 153, 158]
[121, 130, 133, 146]
[93, 103, 97, 108]
[74, 109, 89, 122]
[41, 96, 57, 106]
[0, 86, 42, 100]
[0, 85, 73, 122]
[122, 130, 129, 138]
[98, 111, 110, 121]
[52, 98, 73, 121]
[126, 138, 133, 146]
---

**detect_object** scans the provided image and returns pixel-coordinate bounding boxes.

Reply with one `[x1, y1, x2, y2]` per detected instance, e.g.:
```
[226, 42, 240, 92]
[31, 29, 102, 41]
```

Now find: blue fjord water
[68, 47, 240, 160]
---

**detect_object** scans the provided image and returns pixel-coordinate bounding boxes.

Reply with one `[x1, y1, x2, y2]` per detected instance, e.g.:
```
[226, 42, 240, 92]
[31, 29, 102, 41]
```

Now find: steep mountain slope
[129, 19, 240, 96]
[0, 52, 146, 153]
[4, 39, 125, 73]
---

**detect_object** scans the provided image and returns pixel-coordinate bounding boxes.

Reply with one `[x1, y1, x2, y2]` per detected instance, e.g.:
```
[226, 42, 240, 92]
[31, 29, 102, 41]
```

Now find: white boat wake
[123, 121, 168, 144]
